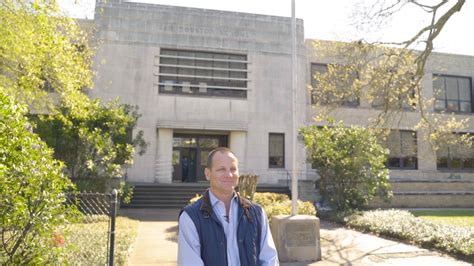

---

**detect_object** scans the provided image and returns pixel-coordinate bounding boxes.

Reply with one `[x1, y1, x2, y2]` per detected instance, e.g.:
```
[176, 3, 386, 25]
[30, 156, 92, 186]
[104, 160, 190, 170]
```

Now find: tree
[0, 0, 93, 111]
[0, 91, 75, 264]
[1, 0, 147, 185]
[32, 99, 147, 180]
[309, 0, 472, 150]
[301, 122, 391, 211]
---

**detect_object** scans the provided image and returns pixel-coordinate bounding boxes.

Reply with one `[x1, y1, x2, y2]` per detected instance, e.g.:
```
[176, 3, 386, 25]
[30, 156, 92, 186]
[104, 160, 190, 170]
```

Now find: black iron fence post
[109, 189, 118, 266]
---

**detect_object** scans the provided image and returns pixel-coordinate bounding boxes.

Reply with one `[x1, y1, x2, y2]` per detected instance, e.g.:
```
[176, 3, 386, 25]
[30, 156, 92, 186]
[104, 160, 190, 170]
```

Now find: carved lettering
[161, 24, 250, 38]
[284, 223, 316, 247]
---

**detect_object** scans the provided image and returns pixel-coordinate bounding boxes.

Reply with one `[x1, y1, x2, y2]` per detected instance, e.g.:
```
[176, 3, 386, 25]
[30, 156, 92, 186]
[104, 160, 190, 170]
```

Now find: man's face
[205, 151, 239, 195]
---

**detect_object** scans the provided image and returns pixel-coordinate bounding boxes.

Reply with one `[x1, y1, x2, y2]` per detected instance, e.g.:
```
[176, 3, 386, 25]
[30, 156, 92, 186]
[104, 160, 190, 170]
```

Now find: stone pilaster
[155, 128, 173, 183]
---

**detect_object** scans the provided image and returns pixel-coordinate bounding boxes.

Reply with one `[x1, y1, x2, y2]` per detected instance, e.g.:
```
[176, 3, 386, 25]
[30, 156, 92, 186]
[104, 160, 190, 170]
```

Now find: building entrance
[172, 134, 228, 182]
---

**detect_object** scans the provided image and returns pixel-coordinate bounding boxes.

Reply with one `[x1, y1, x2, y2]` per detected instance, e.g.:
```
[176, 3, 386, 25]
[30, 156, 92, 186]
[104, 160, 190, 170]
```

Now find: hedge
[345, 209, 474, 262]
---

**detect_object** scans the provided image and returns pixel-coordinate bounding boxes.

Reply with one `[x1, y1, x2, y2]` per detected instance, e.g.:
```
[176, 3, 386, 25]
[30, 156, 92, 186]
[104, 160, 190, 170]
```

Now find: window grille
[156, 49, 248, 98]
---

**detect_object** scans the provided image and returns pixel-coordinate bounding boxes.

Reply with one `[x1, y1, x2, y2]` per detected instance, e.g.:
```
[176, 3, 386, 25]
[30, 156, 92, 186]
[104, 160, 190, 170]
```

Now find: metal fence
[64, 190, 118, 265]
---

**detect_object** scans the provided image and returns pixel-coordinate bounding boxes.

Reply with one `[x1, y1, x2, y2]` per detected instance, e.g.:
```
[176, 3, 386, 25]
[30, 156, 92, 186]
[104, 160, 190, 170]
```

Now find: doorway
[172, 134, 228, 182]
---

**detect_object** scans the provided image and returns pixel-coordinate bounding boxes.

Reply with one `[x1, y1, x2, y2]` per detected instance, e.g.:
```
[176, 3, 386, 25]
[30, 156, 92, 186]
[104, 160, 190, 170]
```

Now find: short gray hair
[206, 147, 237, 168]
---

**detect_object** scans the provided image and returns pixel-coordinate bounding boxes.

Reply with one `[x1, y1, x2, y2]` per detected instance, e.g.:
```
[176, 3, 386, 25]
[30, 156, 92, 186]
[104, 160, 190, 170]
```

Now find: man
[181, 156, 189, 182]
[178, 147, 279, 266]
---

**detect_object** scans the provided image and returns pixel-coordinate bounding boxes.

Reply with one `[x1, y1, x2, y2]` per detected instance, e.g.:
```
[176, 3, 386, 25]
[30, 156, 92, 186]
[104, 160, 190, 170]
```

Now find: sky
[59, 0, 474, 56]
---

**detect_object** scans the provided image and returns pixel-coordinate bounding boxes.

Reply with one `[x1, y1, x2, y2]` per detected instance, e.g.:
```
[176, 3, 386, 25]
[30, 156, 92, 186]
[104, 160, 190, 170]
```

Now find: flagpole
[291, 0, 298, 215]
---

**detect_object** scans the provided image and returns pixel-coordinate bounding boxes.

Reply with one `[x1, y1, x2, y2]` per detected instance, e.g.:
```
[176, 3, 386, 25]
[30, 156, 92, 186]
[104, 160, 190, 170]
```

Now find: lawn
[63, 216, 139, 265]
[410, 209, 474, 228]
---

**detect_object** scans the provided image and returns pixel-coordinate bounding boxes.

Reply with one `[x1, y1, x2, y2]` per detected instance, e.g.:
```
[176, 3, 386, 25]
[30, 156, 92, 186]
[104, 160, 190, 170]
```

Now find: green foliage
[253, 193, 317, 223]
[73, 178, 107, 193]
[253, 192, 290, 206]
[71, 178, 135, 204]
[0, 0, 93, 110]
[238, 174, 259, 201]
[310, 40, 472, 150]
[1, 0, 147, 183]
[0, 91, 76, 264]
[119, 181, 134, 204]
[346, 209, 474, 261]
[0, 2, 140, 263]
[301, 122, 392, 211]
[32, 99, 147, 180]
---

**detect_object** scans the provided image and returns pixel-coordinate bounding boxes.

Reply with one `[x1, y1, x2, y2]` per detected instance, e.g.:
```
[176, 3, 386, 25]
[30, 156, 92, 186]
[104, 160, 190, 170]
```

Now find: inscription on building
[162, 24, 251, 38]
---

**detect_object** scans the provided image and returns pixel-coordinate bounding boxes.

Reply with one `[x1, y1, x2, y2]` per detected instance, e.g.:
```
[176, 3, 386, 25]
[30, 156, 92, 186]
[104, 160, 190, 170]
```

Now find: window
[310, 63, 359, 106]
[370, 69, 417, 110]
[157, 49, 248, 98]
[386, 130, 418, 169]
[437, 134, 474, 170]
[433, 74, 472, 113]
[371, 87, 416, 110]
[269, 133, 285, 168]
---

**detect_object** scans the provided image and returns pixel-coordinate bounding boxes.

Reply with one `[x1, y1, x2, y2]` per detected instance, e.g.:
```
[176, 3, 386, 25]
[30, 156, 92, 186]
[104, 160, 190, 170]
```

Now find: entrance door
[196, 148, 213, 182]
[172, 134, 228, 182]
[173, 147, 197, 182]
[182, 148, 197, 182]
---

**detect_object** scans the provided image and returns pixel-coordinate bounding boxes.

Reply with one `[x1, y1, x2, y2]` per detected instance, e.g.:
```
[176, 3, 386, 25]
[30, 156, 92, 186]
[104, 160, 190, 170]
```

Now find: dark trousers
[182, 169, 188, 182]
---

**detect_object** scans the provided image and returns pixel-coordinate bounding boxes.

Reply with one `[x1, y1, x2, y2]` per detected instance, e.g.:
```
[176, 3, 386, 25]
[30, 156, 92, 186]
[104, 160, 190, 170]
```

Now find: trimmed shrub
[253, 192, 290, 206]
[301, 123, 391, 211]
[345, 209, 474, 261]
[254, 193, 316, 223]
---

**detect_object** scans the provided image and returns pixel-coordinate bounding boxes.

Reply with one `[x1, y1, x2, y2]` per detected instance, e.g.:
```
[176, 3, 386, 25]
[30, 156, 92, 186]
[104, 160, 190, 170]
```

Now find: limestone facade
[88, 0, 474, 185]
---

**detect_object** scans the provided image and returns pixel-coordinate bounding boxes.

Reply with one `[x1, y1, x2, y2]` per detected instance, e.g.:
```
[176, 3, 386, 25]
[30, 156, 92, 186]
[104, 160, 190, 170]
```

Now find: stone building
[87, 0, 473, 206]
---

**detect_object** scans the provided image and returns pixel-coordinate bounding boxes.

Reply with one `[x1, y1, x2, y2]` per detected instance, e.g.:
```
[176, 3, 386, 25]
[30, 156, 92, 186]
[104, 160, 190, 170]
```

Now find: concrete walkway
[120, 208, 470, 266]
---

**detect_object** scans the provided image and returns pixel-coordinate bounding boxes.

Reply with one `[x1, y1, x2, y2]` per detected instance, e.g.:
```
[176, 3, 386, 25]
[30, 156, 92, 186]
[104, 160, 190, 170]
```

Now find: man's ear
[204, 168, 210, 180]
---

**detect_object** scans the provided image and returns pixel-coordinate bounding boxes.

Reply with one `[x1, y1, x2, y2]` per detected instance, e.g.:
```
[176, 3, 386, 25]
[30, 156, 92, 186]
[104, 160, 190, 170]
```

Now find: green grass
[63, 216, 139, 265]
[410, 209, 474, 228]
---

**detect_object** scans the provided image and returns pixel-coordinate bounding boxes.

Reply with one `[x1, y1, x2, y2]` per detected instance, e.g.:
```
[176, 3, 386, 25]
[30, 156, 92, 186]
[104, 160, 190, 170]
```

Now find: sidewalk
[120, 208, 470, 265]
[121, 208, 179, 266]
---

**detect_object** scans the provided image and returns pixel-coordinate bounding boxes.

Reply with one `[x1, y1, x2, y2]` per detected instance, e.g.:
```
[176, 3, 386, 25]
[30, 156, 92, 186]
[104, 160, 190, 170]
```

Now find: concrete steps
[122, 183, 291, 209]
[371, 180, 474, 208]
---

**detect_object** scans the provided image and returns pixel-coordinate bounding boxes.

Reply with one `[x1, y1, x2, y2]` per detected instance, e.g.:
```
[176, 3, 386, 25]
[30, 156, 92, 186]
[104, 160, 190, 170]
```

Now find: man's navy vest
[180, 189, 263, 266]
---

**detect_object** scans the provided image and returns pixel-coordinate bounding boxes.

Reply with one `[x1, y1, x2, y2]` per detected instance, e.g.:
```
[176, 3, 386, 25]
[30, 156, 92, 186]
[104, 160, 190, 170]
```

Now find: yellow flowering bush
[188, 192, 317, 223]
[254, 193, 316, 223]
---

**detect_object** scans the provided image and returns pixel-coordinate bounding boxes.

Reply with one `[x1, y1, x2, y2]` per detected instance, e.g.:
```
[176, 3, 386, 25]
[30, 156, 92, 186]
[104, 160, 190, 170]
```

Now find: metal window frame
[269, 132, 285, 169]
[433, 74, 473, 113]
[436, 132, 474, 170]
[157, 49, 249, 98]
[387, 130, 418, 170]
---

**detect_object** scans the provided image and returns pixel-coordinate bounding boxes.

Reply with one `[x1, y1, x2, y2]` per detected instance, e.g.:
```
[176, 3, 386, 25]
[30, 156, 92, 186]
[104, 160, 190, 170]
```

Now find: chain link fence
[63, 190, 118, 265]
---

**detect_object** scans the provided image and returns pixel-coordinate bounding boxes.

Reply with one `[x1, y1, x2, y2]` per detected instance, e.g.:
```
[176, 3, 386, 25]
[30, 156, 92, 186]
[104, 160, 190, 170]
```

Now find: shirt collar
[208, 189, 238, 208]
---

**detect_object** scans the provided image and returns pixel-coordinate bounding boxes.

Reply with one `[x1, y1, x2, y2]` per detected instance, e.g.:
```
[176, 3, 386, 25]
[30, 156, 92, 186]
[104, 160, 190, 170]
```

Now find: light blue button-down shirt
[178, 190, 279, 266]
